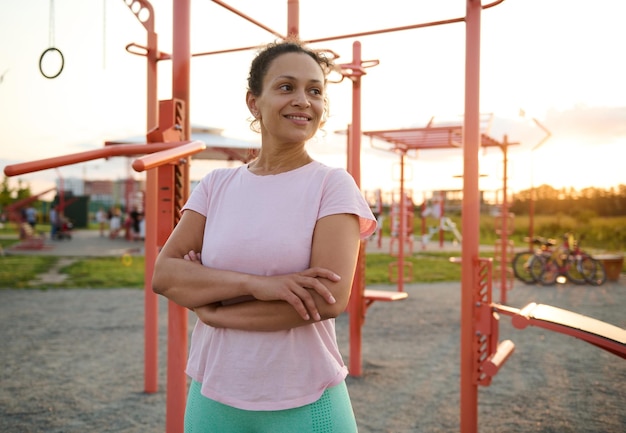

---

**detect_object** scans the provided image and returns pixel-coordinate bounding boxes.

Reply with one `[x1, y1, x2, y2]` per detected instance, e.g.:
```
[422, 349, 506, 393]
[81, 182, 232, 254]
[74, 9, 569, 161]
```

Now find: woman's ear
[246, 91, 259, 118]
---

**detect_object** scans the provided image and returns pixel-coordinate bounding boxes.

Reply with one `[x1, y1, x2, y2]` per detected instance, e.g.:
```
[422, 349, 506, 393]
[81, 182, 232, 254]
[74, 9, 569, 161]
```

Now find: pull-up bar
[3, 141, 205, 177]
[132, 141, 206, 172]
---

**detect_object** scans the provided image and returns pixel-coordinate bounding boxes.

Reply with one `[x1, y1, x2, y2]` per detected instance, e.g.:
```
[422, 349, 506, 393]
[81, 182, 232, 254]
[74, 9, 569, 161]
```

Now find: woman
[153, 39, 376, 432]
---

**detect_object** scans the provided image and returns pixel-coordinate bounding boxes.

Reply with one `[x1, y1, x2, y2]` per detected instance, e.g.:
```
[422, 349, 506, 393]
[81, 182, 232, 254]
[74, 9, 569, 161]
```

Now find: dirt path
[1, 276, 624, 433]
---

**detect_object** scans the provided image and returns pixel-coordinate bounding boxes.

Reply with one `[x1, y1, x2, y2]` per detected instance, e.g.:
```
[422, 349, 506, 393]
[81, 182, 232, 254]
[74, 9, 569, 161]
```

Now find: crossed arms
[152, 210, 361, 332]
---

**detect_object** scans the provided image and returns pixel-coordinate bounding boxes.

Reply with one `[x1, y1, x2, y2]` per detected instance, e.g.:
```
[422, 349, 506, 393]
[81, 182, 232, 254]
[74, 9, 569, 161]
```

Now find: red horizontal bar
[132, 141, 206, 172]
[3, 142, 190, 177]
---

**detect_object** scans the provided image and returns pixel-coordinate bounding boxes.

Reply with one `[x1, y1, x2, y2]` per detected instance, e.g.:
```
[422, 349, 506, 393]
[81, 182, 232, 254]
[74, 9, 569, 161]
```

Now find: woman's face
[248, 52, 326, 145]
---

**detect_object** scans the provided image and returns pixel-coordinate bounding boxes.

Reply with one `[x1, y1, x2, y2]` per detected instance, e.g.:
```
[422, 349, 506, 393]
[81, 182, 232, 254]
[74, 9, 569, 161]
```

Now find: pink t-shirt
[183, 161, 376, 411]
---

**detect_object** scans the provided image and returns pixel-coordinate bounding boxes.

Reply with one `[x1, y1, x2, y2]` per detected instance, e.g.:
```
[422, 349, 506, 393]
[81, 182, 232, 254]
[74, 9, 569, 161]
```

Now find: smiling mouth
[285, 115, 311, 121]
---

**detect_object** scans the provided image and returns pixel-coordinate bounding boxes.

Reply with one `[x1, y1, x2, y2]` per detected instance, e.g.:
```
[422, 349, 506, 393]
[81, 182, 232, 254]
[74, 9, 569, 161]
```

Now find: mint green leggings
[184, 380, 358, 433]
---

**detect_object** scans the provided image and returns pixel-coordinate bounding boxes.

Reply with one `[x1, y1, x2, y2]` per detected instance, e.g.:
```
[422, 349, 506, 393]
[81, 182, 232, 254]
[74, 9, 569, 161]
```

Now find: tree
[15, 179, 31, 201]
[0, 176, 14, 210]
[0, 176, 32, 209]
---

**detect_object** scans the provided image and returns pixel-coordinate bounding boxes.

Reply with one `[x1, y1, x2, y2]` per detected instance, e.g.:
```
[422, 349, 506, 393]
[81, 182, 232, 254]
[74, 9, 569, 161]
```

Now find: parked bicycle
[512, 236, 554, 284]
[528, 233, 607, 286]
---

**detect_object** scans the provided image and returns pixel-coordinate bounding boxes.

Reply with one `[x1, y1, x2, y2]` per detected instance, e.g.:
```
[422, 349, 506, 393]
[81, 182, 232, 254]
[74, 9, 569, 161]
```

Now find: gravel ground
[1, 277, 625, 433]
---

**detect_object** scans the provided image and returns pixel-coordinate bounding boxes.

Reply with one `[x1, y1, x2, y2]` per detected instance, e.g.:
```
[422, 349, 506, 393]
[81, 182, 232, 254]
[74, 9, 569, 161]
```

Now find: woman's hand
[248, 268, 340, 321]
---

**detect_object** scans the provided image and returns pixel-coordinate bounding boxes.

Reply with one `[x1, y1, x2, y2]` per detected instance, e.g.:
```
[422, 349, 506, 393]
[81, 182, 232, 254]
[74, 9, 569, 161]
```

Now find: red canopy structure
[362, 123, 512, 293]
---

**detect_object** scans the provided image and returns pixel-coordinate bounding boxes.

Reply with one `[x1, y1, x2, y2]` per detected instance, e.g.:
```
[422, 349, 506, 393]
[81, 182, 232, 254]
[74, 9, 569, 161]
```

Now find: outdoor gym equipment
[452, 256, 626, 391]
[420, 192, 463, 248]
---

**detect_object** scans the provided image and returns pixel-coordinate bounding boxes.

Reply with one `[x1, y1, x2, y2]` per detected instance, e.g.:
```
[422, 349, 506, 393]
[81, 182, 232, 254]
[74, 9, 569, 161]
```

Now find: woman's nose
[291, 91, 311, 107]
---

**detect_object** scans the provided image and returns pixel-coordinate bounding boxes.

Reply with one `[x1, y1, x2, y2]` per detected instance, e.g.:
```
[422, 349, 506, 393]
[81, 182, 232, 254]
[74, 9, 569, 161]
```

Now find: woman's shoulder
[197, 165, 246, 183]
[307, 160, 351, 178]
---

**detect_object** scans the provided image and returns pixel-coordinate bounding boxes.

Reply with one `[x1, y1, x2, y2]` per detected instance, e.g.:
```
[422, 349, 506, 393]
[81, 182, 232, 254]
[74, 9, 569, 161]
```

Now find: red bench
[363, 288, 408, 308]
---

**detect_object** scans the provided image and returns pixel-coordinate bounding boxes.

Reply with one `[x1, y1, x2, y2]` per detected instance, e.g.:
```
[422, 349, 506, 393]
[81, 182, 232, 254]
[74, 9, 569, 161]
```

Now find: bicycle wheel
[585, 259, 607, 286]
[565, 254, 592, 284]
[529, 255, 558, 285]
[512, 251, 536, 284]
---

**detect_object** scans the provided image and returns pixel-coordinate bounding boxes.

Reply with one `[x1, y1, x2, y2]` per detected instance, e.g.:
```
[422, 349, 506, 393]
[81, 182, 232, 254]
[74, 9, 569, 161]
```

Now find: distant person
[25, 206, 37, 229]
[129, 206, 142, 240]
[133, 212, 145, 241]
[152, 40, 375, 432]
[49, 206, 58, 239]
[109, 207, 122, 239]
[96, 207, 107, 237]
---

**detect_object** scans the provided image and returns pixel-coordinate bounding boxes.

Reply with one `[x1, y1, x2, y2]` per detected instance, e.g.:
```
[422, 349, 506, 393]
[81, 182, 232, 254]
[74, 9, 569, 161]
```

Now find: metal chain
[49, 0, 55, 46]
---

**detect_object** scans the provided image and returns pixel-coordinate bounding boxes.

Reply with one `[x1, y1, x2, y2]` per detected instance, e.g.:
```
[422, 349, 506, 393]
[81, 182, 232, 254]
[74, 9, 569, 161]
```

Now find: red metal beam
[212, 0, 286, 40]
[132, 141, 206, 172]
[3, 142, 192, 177]
[5, 187, 56, 212]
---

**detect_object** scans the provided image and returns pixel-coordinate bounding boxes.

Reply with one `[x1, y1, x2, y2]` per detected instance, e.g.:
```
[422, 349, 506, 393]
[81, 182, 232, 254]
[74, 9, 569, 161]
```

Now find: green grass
[60, 256, 146, 288]
[0, 256, 146, 289]
[365, 252, 465, 284]
[0, 255, 58, 288]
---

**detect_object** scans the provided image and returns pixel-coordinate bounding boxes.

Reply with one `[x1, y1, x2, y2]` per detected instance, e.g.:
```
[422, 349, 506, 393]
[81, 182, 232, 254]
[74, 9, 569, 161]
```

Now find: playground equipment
[420, 192, 463, 248]
[3, 187, 55, 224]
[387, 190, 415, 284]
[4, 188, 55, 250]
[366, 188, 384, 249]
[490, 136, 519, 303]
[389, 189, 414, 255]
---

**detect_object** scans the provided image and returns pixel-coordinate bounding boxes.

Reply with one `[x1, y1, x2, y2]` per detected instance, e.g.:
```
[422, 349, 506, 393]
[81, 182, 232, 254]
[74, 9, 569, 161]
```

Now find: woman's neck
[247, 148, 313, 176]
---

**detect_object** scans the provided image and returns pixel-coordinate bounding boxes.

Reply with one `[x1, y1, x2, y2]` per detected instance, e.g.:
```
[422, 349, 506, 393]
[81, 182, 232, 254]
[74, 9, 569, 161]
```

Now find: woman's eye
[279, 84, 292, 91]
[309, 88, 322, 96]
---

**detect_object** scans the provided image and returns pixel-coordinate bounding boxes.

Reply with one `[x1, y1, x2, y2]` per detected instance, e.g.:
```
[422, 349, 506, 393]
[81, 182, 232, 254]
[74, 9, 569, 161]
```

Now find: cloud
[545, 106, 626, 142]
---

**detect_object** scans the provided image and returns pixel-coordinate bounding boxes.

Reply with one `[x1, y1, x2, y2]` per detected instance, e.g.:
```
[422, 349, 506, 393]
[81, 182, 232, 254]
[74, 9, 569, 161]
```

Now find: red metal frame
[4, 187, 56, 223]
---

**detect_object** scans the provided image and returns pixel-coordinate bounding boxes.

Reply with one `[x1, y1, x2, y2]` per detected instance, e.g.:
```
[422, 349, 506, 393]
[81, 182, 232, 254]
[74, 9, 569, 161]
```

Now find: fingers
[297, 269, 339, 306]
[301, 266, 341, 282]
[183, 250, 202, 264]
[283, 290, 317, 321]
[286, 270, 341, 321]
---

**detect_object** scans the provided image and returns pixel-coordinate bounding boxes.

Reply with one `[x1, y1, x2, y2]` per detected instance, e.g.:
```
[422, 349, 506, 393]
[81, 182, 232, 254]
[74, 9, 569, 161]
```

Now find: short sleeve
[318, 169, 377, 239]
[182, 172, 213, 217]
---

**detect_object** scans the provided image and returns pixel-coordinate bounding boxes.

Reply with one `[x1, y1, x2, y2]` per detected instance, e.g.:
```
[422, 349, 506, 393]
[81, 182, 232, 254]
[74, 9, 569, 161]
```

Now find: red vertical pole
[347, 42, 364, 377]
[143, 14, 159, 395]
[346, 124, 353, 173]
[439, 192, 445, 248]
[349, 43, 362, 186]
[461, 1, 481, 433]
[376, 188, 383, 249]
[397, 153, 405, 292]
[166, 1, 190, 432]
[287, 0, 299, 37]
[421, 193, 426, 250]
[500, 138, 509, 304]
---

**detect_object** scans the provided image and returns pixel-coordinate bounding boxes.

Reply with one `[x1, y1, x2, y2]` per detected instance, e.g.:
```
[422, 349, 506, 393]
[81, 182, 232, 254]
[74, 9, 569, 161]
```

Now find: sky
[1, 0, 625, 203]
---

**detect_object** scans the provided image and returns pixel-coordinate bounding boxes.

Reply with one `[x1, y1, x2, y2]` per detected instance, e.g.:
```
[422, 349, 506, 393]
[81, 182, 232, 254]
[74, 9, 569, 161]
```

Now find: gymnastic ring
[122, 253, 133, 267]
[39, 47, 64, 79]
